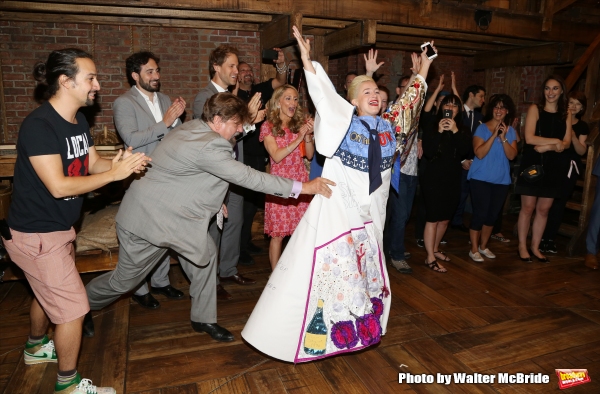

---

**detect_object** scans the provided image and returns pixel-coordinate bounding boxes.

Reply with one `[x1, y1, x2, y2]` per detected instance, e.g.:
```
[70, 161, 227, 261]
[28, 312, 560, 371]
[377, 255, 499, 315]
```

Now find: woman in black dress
[421, 94, 471, 272]
[540, 91, 589, 253]
[515, 76, 572, 262]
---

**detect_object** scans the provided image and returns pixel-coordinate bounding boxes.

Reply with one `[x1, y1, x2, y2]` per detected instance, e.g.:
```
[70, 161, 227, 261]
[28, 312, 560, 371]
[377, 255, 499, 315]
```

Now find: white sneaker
[478, 247, 496, 259]
[55, 377, 116, 394]
[469, 251, 484, 262]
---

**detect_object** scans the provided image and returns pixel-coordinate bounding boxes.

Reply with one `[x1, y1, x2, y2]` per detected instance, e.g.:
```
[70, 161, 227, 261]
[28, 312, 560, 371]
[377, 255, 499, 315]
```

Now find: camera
[262, 49, 279, 62]
[442, 109, 452, 119]
[420, 42, 437, 60]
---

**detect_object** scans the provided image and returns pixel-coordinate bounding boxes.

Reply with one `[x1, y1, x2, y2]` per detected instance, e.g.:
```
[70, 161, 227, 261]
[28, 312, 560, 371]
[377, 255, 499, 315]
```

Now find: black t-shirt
[8, 101, 94, 233]
[238, 80, 275, 158]
[569, 120, 590, 164]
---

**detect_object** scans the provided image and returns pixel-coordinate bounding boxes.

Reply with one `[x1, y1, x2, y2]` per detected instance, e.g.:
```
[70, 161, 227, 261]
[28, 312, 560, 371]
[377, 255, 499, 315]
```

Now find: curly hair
[484, 93, 516, 127]
[266, 85, 305, 137]
[125, 51, 159, 87]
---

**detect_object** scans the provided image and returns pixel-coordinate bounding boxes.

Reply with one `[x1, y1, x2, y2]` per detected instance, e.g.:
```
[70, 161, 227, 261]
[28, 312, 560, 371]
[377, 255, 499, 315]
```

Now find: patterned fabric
[400, 139, 419, 176]
[260, 122, 311, 237]
[334, 115, 395, 174]
[297, 224, 387, 361]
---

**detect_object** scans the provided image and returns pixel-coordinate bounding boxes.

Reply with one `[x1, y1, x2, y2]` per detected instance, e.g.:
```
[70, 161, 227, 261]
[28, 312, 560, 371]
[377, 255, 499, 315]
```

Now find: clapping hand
[248, 92, 262, 123]
[435, 74, 445, 92]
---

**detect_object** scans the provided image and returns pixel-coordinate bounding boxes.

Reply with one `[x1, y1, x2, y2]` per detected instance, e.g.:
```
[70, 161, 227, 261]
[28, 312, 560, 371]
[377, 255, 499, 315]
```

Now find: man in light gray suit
[193, 44, 259, 301]
[85, 93, 334, 341]
[112, 51, 187, 309]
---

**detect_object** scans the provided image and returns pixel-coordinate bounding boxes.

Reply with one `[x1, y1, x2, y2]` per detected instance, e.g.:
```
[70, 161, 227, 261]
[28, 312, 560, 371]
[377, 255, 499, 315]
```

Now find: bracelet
[276, 62, 287, 74]
[502, 139, 508, 144]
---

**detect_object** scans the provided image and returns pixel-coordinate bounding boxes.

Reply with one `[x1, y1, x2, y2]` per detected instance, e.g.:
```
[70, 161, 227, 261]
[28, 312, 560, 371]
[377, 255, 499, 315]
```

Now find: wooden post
[323, 20, 376, 56]
[583, 49, 600, 124]
[565, 32, 600, 91]
[260, 12, 302, 83]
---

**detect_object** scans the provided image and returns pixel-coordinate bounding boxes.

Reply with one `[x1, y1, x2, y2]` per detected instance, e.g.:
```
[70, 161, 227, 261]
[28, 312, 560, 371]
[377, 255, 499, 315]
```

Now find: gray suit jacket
[113, 86, 181, 154]
[193, 82, 243, 162]
[115, 119, 294, 264]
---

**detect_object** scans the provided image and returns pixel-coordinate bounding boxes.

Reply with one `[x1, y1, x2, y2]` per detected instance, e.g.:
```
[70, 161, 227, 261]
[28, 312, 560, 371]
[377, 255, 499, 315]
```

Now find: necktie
[469, 110, 474, 132]
[359, 119, 382, 194]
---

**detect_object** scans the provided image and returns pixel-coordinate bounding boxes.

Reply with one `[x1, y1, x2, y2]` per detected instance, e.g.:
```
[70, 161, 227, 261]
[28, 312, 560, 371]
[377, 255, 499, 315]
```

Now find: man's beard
[85, 92, 97, 106]
[139, 79, 161, 92]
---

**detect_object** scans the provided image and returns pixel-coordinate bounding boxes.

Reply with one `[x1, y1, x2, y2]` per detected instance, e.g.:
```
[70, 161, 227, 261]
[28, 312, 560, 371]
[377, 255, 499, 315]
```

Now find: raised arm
[364, 49, 384, 78]
[424, 74, 444, 112]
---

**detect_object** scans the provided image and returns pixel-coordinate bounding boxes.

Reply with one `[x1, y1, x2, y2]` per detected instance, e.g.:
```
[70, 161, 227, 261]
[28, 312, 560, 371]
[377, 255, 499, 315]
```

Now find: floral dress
[242, 62, 426, 363]
[259, 122, 312, 237]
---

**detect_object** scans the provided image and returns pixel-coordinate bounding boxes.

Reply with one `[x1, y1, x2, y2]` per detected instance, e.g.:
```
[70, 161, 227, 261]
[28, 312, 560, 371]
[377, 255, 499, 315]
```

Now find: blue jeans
[387, 173, 418, 260]
[586, 180, 600, 254]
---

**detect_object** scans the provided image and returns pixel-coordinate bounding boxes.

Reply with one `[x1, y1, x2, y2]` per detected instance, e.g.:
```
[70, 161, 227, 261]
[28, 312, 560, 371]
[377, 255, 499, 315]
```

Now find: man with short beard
[2, 48, 147, 394]
[111, 51, 187, 309]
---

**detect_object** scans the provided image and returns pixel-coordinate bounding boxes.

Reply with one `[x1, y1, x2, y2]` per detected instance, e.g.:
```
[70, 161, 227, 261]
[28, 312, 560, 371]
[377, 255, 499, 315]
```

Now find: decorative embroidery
[296, 224, 390, 362]
[335, 149, 393, 173]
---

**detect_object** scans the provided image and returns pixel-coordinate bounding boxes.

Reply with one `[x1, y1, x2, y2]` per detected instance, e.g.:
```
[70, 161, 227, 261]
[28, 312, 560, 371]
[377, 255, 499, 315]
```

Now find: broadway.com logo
[555, 369, 591, 389]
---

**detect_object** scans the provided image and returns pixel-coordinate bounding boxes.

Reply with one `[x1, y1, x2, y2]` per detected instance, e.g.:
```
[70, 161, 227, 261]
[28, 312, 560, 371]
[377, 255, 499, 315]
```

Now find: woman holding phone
[420, 94, 471, 272]
[467, 94, 518, 262]
[515, 75, 572, 262]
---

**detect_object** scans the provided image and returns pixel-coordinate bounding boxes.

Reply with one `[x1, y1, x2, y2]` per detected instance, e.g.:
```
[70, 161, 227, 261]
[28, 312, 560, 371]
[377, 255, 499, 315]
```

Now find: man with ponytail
[1, 48, 148, 394]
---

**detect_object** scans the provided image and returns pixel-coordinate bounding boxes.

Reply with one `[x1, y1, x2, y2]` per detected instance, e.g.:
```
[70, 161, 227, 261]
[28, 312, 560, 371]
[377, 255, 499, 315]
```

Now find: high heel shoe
[530, 249, 549, 263]
[518, 250, 532, 262]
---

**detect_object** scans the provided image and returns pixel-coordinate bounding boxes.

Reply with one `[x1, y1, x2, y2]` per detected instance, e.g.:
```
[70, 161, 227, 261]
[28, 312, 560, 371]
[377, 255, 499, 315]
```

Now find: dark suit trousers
[86, 224, 217, 323]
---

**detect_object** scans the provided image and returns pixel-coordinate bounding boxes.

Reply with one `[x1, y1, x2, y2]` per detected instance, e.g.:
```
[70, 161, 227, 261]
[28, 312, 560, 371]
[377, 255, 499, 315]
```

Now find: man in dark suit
[85, 93, 334, 342]
[113, 51, 187, 309]
[193, 45, 260, 300]
[235, 54, 287, 265]
[451, 84, 486, 232]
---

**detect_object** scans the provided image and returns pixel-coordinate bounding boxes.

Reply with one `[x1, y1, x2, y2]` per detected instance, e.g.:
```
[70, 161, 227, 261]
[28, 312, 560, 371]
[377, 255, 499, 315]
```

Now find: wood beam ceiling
[474, 42, 575, 69]
[5, 0, 599, 45]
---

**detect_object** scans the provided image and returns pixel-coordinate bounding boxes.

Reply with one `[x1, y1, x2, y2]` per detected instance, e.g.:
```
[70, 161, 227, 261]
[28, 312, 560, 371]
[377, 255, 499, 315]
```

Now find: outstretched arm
[292, 26, 315, 75]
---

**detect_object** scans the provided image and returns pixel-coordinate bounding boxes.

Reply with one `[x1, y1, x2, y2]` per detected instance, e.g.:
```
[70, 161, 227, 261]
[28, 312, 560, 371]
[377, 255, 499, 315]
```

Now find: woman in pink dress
[260, 84, 315, 270]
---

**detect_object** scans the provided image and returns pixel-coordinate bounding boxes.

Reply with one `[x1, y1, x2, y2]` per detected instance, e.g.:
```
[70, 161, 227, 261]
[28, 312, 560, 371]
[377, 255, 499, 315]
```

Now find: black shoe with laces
[545, 240, 558, 254]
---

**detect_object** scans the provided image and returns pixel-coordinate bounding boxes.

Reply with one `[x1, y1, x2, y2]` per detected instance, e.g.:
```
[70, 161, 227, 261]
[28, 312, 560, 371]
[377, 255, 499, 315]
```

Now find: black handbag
[520, 164, 544, 182]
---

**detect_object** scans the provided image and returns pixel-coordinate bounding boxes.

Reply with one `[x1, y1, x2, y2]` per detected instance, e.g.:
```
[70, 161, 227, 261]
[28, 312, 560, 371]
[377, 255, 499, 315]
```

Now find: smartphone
[442, 109, 452, 118]
[262, 49, 279, 61]
[421, 42, 437, 60]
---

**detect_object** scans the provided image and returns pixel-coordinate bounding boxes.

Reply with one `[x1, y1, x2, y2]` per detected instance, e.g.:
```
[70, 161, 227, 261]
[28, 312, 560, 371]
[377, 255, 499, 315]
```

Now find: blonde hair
[347, 75, 376, 102]
[266, 84, 305, 137]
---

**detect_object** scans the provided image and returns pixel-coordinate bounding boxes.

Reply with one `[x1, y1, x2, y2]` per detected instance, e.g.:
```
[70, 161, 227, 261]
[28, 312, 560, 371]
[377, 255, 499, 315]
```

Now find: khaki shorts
[4, 228, 89, 324]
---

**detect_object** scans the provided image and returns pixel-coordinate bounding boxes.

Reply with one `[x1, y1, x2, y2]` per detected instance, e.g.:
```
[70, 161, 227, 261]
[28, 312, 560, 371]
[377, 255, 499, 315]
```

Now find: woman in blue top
[467, 94, 518, 262]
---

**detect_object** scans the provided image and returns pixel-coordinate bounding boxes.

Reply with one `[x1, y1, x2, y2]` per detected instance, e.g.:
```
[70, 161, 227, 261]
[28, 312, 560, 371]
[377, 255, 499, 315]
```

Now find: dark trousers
[543, 170, 579, 240]
[469, 179, 509, 231]
[451, 168, 470, 226]
[384, 173, 418, 260]
[240, 154, 266, 251]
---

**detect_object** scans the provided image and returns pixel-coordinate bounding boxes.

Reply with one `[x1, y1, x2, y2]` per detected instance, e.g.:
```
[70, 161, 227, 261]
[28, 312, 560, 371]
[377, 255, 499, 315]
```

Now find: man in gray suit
[112, 51, 187, 309]
[193, 44, 260, 301]
[85, 93, 334, 341]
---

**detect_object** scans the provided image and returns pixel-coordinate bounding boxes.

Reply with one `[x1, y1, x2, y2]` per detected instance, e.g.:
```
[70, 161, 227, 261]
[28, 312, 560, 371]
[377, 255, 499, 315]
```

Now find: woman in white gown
[242, 27, 435, 363]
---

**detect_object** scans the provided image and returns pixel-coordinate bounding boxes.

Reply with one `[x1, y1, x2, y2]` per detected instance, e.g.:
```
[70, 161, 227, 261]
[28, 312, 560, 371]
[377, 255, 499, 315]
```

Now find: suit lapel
[131, 87, 157, 121]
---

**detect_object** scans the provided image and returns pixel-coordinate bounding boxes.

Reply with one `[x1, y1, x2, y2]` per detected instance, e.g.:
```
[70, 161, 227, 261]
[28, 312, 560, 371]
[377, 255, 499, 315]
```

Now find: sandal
[433, 250, 451, 262]
[425, 259, 447, 273]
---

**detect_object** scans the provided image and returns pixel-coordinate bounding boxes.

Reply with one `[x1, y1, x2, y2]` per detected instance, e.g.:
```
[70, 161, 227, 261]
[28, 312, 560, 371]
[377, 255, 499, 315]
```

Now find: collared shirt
[211, 80, 228, 93]
[135, 86, 163, 124]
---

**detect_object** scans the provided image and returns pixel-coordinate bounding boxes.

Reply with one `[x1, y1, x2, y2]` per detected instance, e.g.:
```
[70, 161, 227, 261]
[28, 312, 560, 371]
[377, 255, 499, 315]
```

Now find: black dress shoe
[220, 273, 256, 285]
[191, 322, 234, 342]
[131, 293, 160, 309]
[151, 285, 185, 300]
[531, 250, 549, 263]
[82, 312, 95, 338]
[216, 284, 232, 300]
[238, 251, 255, 266]
[245, 242, 263, 255]
[517, 251, 533, 263]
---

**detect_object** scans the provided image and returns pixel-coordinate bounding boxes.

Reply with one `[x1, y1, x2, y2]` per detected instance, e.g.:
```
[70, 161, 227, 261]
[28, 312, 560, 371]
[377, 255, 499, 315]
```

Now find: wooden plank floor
[1, 212, 599, 393]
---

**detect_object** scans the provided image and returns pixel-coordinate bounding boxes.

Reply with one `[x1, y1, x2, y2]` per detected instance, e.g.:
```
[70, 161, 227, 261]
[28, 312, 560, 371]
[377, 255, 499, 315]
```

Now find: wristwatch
[502, 138, 508, 144]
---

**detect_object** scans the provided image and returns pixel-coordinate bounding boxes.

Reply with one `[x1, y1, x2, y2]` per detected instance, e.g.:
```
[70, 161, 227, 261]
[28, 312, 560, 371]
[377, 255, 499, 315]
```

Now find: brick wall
[0, 20, 551, 143]
[0, 21, 260, 143]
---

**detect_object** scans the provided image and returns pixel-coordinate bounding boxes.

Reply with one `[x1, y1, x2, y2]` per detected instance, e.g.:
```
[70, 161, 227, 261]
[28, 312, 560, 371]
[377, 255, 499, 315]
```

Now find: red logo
[555, 369, 591, 389]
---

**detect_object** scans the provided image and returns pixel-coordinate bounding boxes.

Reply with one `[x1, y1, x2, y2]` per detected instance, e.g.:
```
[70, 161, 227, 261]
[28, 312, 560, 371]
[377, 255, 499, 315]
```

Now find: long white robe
[242, 62, 426, 362]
